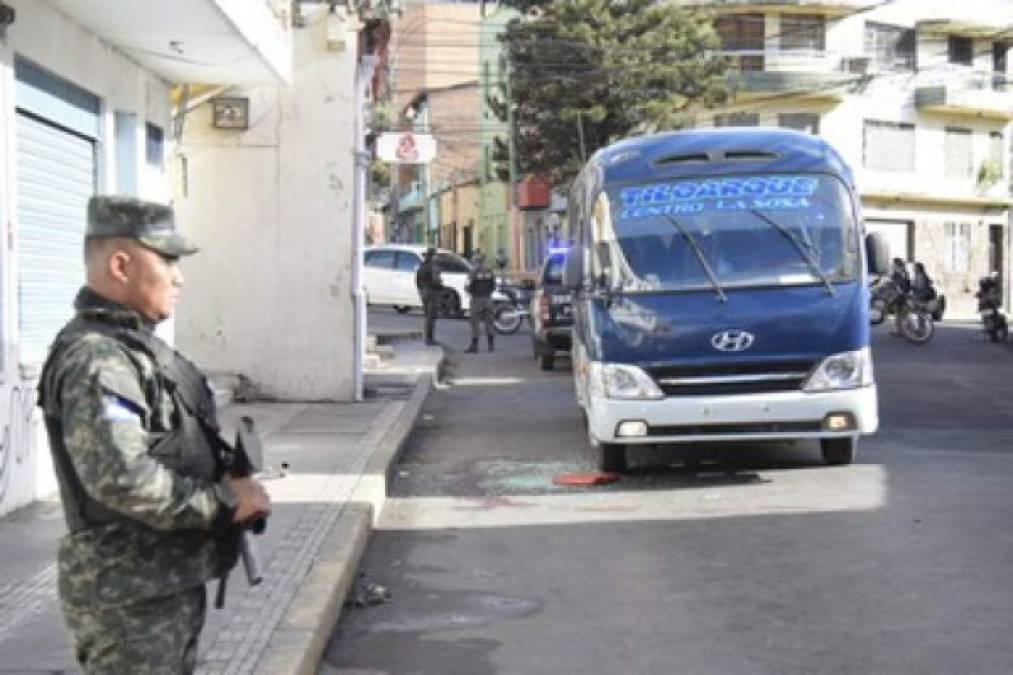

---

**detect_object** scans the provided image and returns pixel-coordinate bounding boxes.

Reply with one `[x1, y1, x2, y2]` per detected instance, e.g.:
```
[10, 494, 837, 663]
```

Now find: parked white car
[364, 244, 497, 315]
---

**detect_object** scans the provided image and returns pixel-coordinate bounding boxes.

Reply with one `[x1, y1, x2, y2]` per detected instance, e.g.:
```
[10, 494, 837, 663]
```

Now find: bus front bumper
[587, 386, 878, 445]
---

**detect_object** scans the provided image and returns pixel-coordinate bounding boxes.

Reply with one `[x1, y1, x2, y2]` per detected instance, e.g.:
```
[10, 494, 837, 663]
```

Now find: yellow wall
[438, 182, 482, 255]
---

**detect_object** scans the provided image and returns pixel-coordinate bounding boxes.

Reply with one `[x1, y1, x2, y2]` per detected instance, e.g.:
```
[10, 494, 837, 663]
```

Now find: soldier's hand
[225, 475, 272, 524]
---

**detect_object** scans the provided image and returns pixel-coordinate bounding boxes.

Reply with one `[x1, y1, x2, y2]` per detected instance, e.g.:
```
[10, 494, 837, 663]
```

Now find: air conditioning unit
[842, 56, 871, 75]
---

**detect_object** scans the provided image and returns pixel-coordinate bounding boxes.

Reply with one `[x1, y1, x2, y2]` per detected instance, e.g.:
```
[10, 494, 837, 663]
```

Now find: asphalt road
[322, 309, 1013, 675]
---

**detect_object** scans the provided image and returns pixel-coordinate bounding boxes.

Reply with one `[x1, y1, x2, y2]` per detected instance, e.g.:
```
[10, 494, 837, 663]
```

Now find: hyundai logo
[711, 330, 755, 352]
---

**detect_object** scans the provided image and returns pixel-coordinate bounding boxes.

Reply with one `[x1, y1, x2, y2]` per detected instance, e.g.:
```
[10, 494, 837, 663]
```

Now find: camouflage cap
[86, 195, 198, 257]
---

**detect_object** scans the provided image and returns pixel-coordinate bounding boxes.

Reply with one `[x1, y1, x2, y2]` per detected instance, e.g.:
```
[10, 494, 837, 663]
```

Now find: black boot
[487, 335, 494, 352]
[465, 338, 478, 353]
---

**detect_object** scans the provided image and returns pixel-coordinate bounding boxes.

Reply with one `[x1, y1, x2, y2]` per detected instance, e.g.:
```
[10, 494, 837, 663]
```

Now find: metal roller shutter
[16, 112, 96, 363]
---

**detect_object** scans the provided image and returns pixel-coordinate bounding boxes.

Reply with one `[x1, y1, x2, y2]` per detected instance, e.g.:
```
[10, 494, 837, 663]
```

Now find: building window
[780, 14, 825, 52]
[944, 222, 971, 272]
[944, 127, 974, 179]
[715, 14, 765, 69]
[863, 120, 915, 171]
[864, 22, 916, 71]
[778, 113, 819, 134]
[989, 131, 1005, 175]
[948, 36, 974, 65]
[715, 113, 759, 127]
[145, 123, 164, 169]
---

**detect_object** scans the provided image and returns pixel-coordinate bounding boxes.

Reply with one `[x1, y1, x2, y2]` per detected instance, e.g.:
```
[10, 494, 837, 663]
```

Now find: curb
[257, 503, 372, 675]
[360, 375, 433, 504]
[259, 373, 436, 675]
[374, 329, 423, 345]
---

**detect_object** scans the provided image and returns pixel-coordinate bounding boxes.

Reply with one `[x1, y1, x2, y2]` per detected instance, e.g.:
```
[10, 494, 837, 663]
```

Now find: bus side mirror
[562, 246, 586, 290]
[865, 232, 890, 276]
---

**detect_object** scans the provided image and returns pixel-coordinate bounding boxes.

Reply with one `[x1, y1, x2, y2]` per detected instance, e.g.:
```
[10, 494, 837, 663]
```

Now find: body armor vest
[469, 269, 495, 297]
[38, 318, 224, 534]
[416, 260, 442, 290]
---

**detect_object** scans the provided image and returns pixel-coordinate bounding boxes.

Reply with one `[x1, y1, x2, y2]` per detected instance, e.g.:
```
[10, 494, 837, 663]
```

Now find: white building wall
[0, 0, 172, 516]
[175, 7, 358, 400]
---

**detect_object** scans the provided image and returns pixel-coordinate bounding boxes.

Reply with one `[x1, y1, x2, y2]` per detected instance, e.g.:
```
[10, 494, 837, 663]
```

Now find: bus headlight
[589, 362, 665, 400]
[804, 348, 874, 392]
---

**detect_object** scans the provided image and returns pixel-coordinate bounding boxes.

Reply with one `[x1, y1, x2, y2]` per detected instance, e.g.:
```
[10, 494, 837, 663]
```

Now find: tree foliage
[494, 0, 730, 186]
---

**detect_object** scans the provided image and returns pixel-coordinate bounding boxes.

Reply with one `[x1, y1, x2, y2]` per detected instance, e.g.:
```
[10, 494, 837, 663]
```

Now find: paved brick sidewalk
[0, 342, 441, 675]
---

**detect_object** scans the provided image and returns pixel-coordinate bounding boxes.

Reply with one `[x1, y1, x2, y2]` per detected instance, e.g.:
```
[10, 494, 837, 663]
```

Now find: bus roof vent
[724, 150, 779, 161]
[655, 150, 779, 165]
[655, 152, 710, 165]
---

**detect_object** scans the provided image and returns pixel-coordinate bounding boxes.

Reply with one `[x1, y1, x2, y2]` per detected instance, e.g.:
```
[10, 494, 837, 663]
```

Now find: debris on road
[552, 471, 620, 487]
[346, 574, 392, 608]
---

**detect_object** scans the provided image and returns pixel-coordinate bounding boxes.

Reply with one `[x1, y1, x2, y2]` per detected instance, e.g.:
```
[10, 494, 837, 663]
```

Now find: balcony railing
[915, 70, 1013, 119]
[717, 48, 837, 74]
[680, 0, 880, 13]
[715, 48, 868, 96]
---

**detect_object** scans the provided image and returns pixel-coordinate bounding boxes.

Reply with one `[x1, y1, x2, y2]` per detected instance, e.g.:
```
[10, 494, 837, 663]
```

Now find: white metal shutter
[16, 112, 96, 363]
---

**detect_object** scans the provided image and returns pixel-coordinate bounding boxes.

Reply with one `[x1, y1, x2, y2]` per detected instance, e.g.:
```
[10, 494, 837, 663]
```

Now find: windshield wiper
[749, 209, 835, 296]
[665, 216, 727, 303]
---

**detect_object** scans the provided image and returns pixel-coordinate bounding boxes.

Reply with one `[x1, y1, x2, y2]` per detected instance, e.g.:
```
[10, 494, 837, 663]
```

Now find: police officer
[415, 246, 444, 346]
[890, 257, 911, 294]
[37, 196, 271, 674]
[465, 252, 496, 353]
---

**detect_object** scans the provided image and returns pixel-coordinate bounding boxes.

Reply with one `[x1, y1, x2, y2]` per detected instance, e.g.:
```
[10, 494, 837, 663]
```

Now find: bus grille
[647, 360, 816, 396]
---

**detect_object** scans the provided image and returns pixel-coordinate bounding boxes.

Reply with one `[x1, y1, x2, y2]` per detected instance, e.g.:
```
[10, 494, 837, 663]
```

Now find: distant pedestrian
[890, 257, 911, 294]
[465, 252, 496, 353]
[415, 246, 444, 346]
[36, 195, 271, 674]
[912, 261, 937, 302]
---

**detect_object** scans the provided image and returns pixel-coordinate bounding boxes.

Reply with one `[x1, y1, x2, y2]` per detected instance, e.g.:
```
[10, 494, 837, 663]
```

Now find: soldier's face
[121, 244, 184, 322]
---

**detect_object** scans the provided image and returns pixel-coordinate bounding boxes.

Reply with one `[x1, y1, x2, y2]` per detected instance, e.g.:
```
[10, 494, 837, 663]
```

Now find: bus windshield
[595, 174, 859, 293]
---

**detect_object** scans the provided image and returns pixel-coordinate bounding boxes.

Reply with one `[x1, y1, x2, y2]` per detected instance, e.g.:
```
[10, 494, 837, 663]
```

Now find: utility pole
[504, 52, 520, 270]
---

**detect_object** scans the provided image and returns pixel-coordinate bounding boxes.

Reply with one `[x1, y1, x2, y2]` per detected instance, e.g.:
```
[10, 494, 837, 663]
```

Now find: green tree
[494, 0, 730, 185]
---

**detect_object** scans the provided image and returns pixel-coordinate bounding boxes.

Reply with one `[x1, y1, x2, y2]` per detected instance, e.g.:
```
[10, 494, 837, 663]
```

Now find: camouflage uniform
[36, 197, 232, 675]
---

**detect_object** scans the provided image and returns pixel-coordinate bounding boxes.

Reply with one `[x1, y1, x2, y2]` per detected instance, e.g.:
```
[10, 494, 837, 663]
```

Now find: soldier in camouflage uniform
[36, 196, 271, 674]
[465, 253, 496, 353]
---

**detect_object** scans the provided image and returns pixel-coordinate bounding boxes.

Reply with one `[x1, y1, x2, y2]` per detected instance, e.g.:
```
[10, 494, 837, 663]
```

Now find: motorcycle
[871, 274, 946, 325]
[870, 276, 934, 343]
[869, 275, 892, 325]
[976, 275, 1008, 342]
[896, 294, 935, 344]
[491, 279, 533, 335]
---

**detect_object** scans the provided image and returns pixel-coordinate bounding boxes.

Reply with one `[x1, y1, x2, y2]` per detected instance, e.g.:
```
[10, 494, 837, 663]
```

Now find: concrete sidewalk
[0, 338, 442, 675]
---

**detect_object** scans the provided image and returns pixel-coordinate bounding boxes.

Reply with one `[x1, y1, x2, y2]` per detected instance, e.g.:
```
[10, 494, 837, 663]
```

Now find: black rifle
[214, 415, 267, 609]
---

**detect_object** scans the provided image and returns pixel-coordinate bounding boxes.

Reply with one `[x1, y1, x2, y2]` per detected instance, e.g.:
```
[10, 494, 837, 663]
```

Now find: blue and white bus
[563, 128, 889, 471]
